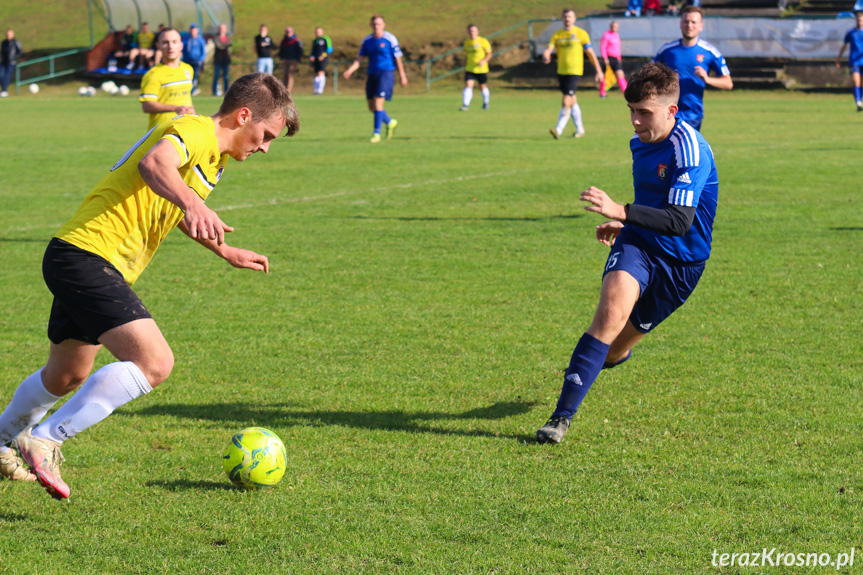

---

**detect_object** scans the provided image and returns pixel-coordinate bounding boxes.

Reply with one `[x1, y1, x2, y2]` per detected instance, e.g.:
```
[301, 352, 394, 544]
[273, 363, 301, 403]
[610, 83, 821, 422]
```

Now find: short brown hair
[218, 73, 300, 137]
[681, 5, 704, 19]
[624, 62, 679, 104]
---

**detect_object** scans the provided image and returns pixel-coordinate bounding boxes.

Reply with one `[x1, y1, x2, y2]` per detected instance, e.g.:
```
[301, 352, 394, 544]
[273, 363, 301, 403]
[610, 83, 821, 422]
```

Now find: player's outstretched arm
[343, 58, 361, 79]
[596, 221, 624, 246]
[586, 47, 603, 82]
[580, 186, 626, 220]
[177, 220, 269, 273]
[395, 56, 408, 86]
[837, 44, 848, 67]
[141, 101, 196, 116]
[139, 140, 233, 244]
[542, 46, 554, 64]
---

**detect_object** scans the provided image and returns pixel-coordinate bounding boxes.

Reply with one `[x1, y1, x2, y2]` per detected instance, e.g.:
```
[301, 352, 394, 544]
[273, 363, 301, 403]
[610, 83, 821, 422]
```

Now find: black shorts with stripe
[43, 238, 151, 345]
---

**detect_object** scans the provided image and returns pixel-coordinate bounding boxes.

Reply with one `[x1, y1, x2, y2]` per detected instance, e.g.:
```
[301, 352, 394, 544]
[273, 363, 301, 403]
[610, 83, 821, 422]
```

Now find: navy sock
[552, 333, 610, 419]
[373, 110, 383, 134]
[603, 349, 632, 370]
[854, 86, 862, 102]
[381, 110, 391, 125]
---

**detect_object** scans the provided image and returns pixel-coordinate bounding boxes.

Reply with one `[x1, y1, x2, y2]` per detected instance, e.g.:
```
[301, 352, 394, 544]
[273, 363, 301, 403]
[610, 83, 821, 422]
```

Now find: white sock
[555, 107, 570, 135]
[32, 362, 152, 444]
[0, 368, 61, 450]
[319, 75, 326, 93]
[482, 87, 490, 106]
[571, 104, 584, 132]
[463, 87, 473, 107]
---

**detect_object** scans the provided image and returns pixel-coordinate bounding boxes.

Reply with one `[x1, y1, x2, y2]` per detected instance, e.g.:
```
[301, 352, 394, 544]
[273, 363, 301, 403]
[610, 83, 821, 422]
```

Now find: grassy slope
[2, 0, 608, 58]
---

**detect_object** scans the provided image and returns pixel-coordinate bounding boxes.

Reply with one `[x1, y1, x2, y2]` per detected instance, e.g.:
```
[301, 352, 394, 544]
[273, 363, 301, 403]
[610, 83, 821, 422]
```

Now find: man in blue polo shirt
[836, 12, 863, 111]
[343, 14, 408, 143]
[536, 62, 719, 444]
[653, 6, 732, 131]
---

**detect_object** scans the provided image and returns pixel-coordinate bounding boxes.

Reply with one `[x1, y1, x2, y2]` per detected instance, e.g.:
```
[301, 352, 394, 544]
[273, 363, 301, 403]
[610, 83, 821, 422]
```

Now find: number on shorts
[605, 252, 619, 272]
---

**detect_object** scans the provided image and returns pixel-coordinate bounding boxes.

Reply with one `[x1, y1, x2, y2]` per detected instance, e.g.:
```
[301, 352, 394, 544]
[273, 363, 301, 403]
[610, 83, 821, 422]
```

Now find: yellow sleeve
[139, 69, 160, 102]
[579, 28, 592, 49]
[482, 38, 492, 57]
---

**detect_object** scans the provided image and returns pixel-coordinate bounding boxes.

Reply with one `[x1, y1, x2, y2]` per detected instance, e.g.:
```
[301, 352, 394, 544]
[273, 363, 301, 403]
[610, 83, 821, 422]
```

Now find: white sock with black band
[32, 361, 152, 444]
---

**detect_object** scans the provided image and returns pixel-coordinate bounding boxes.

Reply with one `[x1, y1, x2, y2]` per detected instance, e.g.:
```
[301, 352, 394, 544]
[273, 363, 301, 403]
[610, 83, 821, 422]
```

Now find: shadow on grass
[348, 214, 583, 223]
[146, 479, 237, 492]
[829, 227, 863, 231]
[0, 512, 27, 522]
[127, 400, 536, 442]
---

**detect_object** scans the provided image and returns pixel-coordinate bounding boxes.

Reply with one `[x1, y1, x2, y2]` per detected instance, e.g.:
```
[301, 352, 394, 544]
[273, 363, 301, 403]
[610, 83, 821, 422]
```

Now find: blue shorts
[850, 64, 863, 75]
[602, 229, 705, 333]
[366, 71, 395, 101]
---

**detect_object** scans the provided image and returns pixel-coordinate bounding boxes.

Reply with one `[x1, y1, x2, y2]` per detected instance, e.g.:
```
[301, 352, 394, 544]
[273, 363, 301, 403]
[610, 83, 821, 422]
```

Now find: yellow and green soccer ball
[222, 427, 287, 488]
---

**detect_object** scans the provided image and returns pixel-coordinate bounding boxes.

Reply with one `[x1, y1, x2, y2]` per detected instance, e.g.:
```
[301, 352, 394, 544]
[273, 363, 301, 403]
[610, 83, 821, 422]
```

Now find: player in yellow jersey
[139, 28, 196, 129]
[543, 9, 603, 138]
[0, 73, 300, 499]
[460, 24, 493, 111]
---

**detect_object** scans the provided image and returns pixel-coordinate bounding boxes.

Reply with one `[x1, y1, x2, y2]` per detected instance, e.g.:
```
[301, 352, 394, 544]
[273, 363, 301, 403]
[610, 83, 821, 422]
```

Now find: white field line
[10, 169, 529, 233]
[216, 169, 529, 212]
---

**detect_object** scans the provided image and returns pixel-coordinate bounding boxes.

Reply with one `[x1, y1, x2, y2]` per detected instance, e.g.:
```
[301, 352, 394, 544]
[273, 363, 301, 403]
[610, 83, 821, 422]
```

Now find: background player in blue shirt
[653, 6, 732, 131]
[536, 62, 719, 444]
[343, 15, 408, 143]
[836, 12, 863, 111]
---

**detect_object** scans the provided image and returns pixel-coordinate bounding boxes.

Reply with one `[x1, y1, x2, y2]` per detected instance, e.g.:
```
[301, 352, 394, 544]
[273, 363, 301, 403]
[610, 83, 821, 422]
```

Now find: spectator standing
[183, 24, 206, 96]
[212, 23, 232, 96]
[0, 29, 23, 98]
[255, 25, 274, 74]
[279, 26, 304, 93]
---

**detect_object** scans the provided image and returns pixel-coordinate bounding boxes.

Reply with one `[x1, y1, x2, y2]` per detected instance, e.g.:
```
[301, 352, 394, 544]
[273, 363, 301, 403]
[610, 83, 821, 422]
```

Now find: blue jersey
[628, 120, 718, 263]
[359, 32, 403, 74]
[844, 27, 863, 66]
[653, 39, 729, 124]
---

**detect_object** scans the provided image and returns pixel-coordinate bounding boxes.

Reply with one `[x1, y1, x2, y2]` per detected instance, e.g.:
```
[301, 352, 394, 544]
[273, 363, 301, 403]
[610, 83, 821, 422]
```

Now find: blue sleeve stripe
[668, 187, 695, 207]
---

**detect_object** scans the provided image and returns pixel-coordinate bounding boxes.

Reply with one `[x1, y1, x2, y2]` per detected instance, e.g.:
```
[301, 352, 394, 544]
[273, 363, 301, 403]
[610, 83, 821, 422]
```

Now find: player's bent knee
[142, 349, 174, 388]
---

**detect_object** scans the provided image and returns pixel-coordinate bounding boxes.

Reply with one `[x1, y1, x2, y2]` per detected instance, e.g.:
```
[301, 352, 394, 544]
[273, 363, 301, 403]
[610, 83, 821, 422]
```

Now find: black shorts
[465, 71, 488, 84]
[313, 58, 328, 73]
[606, 57, 622, 73]
[43, 238, 151, 345]
[558, 74, 581, 95]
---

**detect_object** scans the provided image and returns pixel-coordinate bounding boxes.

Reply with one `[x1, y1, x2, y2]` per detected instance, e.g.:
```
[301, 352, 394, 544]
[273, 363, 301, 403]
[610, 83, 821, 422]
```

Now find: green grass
[0, 88, 862, 574]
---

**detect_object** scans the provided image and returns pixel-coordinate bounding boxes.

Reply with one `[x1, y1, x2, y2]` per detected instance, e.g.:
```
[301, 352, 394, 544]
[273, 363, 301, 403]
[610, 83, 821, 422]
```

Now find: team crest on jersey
[696, 54, 705, 63]
[379, 42, 386, 48]
[185, 70, 191, 79]
[658, 163, 668, 180]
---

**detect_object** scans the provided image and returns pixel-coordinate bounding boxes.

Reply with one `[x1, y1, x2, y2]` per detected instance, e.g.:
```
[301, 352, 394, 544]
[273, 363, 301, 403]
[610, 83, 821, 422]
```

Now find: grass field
[0, 87, 862, 574]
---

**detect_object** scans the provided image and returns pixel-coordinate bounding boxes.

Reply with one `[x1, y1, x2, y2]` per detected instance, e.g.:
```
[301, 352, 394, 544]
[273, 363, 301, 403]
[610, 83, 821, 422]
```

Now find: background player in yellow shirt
[543, 9, 603, 138]
[0, 73, 299, 499]
[139, 28, 196, 129]
[460, 24, 492, 111]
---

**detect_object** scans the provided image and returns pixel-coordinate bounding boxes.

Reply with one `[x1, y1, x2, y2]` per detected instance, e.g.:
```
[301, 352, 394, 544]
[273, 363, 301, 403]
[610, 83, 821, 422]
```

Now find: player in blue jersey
[343, 15, 408, 143]
[652, 6, 732, 131]
[836, 12, 863, 111]
[536, 62, 719, 444]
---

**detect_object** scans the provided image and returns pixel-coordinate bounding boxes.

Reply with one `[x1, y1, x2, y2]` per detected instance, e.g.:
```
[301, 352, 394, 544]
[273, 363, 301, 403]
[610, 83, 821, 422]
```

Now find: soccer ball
[222, 427, 287, 488]
[28, 83, 39, 94]
[118, 85, 130, 96]
[77, 86, 88, 96]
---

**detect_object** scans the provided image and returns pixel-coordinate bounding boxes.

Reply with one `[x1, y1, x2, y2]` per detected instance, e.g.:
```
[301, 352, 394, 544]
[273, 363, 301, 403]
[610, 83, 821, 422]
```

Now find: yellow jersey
[549, 26, 592, 76]
[56, 115, 228, 285]
[137, 31, 155, 49]
[464, 36, 492, 74]
[139, 62, 194, 129]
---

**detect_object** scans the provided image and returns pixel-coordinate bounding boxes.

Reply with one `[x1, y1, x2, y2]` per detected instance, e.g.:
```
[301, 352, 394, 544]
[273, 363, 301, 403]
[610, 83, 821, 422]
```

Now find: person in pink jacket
[599, 22, 628, 98]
